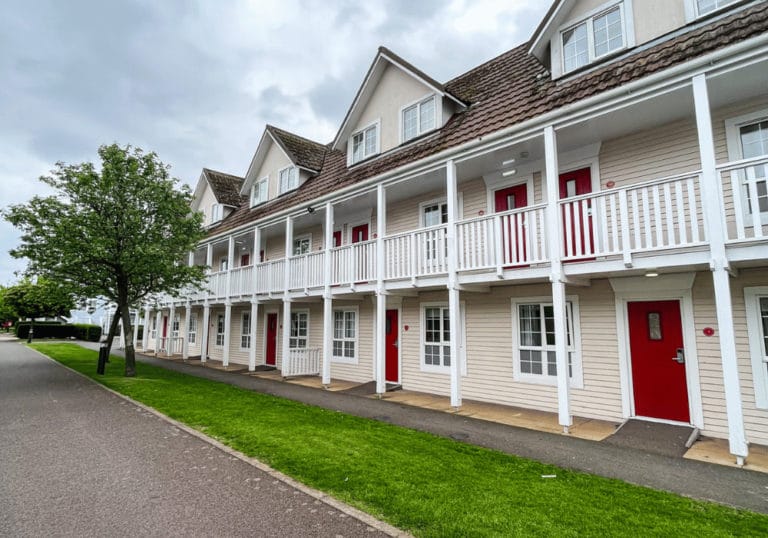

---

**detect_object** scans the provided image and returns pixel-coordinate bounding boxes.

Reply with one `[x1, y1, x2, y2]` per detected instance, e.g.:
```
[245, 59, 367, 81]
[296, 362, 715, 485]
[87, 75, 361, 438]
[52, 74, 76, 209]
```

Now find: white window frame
[188, 313, 197, 345]
[400, 94, 439, 143]
[215, 314, 225, 347]
[332, 307, 358, 363]
[511, 296, 584, 388]
[745, 286, 768, 409]
[240, 311, 252, 350]
[149, 316, 157, 341]
[685, 0, 739, 20]
[210, 203, 223, 224]
[171, 314, 180, 338]
[725, 108, 768, 227]
[420, 303, 452, 372]
[292, 233, 312, 256]
[289, 310, 309, 349]
[278, 166, 298, 194]
[251, 177, 268, 206]
[419, 302, 467, 375]
[554, 0, 634, 76]
[348, 120, 381, 165]
[418, 195, 464, 228]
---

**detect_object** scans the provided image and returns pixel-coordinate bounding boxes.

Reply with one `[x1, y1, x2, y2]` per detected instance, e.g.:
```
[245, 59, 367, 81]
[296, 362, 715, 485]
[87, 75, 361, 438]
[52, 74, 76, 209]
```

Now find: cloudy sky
[0, 0, 549, 285]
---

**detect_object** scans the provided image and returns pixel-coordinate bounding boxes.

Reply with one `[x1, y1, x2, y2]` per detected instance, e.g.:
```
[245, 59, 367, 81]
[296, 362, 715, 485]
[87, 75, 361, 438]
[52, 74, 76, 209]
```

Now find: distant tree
[3, 278, 74, 342]
[0, 286, 20, 330]
[4, 144, 206, 375]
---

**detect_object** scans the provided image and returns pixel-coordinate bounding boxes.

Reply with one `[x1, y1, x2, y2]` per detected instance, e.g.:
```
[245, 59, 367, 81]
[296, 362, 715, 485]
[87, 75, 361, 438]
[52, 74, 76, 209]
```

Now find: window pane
[333, 341, 342, 357]
[365, 126, 377, 156]
[424, 204, 441, 227]
[519, 304, 542, 347]
[544, 305, 555, 346]
[593, 7, 623, 57]
[443, 345, 450, 366]
[334, 311, 343, 339]
[403, 105, 418, 141]
[442, 308, 450, 342]
[740, 121, 768, 159]
[352, 132, 364, 162]
[344, 341, 355, 358]
[563, 23, 588, 72]
[420, 97, 436, 133]
[547, 351, 557, 376]
[345, 312, 355, 338]
[697, 0, 737, 15]
[760, 297, 768, 356]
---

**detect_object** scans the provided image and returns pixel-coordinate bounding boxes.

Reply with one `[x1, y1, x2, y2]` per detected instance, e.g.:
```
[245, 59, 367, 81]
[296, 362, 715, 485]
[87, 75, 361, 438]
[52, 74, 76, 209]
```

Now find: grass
[30, 342, 768, 537]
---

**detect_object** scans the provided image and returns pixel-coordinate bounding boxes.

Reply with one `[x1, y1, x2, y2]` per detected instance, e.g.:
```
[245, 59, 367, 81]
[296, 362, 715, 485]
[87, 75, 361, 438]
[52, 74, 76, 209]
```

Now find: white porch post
[446, 160, 462, 409]
[182, 301, 191, 360]
[252, 226, 261, 290]
[322, 201, 334, 386]
[375, 184, 387, 395]
[167, 304, 175, 357]
[154, 310, 162, 356]
[226, 235, 235, 300]
[222, 302, 232, 367]
[248, 299, 259, 371]
[142, 305, 151, 350]
[282, 299, 292, 375]
[693, 73, 748, 463]
[545, 125, 572, 433]
[282, 216, 294, 374]
[200, 303, 210, 363]
[132, 308, 140, 350]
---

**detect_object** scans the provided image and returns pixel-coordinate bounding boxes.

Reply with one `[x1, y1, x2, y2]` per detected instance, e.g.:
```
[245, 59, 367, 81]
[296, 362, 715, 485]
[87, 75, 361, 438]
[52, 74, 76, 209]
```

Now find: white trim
[685, 0, 741, 21]
[331, 306, 359, 364]
[214, 312, 225, 348]
[611, 274, 704, 428]
[239, 310, 252, 351]
[278, 165, 299, 195]
[289, 309, 310, 349]
[510, 295, 584, 389]
[418, 195, 465, 227]
[419, 301, 466, 374]
[187, 311, 198, 345]
[745, 286, 768, 409]
[347, 119, 381, 166]
[399, 93, 440, 144]
[724, 107, 768, 226]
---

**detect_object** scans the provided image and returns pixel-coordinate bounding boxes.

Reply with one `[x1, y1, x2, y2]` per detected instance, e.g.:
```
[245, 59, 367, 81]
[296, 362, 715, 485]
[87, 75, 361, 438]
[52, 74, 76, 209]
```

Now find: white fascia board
[528, 0, 568, 59]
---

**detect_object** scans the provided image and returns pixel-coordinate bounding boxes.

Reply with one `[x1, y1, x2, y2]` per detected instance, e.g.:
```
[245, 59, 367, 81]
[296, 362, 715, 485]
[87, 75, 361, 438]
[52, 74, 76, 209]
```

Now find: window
[251, 177, 268, 206]
[293, 234, 311, 256]
[696, 0, 738, 16]
[150, 316, 157, 341]
[423, 306, 451, 369]
[739, 120, 768, 215]
[332, 310, 357, 361]
[219, 257, 228, 272]
[422, 201, 448, 227]
[745, 287, 768, 409]
[241, 312, 251, 349]
[351, 123, 378, 164]
[561, 4, 625, 73]
[512, 299, 581, 385]
[278, 166, 298, 194]
[215, 314, 225, 347]
[171, 314, 180, 338]
[188, 313, 197, 344]
[402, 95, 437, 142]
[289, 311, 308, 349]
[421, 200, 448, 262]
[210, 203, 223, 224]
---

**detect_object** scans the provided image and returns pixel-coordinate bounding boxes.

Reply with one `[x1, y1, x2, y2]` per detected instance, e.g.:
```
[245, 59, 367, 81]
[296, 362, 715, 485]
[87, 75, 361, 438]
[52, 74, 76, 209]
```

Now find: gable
[251, 138, 294, 200]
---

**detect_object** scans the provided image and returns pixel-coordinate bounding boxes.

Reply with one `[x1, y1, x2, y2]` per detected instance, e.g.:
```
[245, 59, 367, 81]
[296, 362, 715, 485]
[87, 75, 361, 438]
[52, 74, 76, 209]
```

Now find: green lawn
[31, 342, 768, 537]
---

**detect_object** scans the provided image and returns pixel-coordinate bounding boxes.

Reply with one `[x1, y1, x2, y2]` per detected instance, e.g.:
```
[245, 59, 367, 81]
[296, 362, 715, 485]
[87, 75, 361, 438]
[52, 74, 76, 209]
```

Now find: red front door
[333, 231, 342, 247]
[628, 300, 690, 423]
[162, 316, 168, 338]
[240, 253, 250, 266]
[385, 309, 399, 383]
[559, 167, 595, 260]
[351, 224, 369, 243]
[265, 313, 278, 366]
[494, 184, 529, 266]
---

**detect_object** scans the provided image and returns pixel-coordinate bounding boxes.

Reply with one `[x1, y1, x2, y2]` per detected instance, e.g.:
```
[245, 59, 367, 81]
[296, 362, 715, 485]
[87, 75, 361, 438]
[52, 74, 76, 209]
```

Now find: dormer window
[210, 203, 223, 224]
[562, 3, 626, 74]
[696, 0, 738, 16]
[402, 95, 436, 142]
[251, 177, 268, 206]
[350, 122, 379, 164]
[278, 166, 298, 194]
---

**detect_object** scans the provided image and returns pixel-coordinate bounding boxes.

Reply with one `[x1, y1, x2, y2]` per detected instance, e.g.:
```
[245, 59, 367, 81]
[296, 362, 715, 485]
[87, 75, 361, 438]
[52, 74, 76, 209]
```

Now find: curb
[27, 345, 412, 538]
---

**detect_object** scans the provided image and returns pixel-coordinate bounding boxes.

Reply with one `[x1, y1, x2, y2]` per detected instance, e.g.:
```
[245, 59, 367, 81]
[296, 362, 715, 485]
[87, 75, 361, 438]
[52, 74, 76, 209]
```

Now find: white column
[282, 299, 292, 375]
[322, 202, 334, 386]
[252, 226, 261, 289]
[182, 301, 191, 360]
[154, 310, 162, 356]
[142, 305, 151, 350]
[282, 216, 294, 375]
[201, 303, 210, 363]
[248, 299, 259, 371]
[544, 125, 572, 432]
[132, 308, 140, 350]
[693, 74, 747, 462]
[167, 304, 175, 357]
[446, 160, 462, 409]
[226, 235, 235, 299]
[375, 184, 387, 395]
[222, 302, 232, 367]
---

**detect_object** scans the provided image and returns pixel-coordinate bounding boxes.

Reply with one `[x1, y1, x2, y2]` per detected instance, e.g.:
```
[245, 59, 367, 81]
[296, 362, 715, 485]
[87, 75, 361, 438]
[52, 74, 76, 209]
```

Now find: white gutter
[201, 31, 768, 245]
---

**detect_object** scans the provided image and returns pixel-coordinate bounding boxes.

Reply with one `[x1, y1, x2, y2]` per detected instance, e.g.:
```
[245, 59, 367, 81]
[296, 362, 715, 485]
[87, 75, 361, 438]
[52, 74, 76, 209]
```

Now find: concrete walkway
[65, 341, 768, 513]
[0, 341, 397, 537]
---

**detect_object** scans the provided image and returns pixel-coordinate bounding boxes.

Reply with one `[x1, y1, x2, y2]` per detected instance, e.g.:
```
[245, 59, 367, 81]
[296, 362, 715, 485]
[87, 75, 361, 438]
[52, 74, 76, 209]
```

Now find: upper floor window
[351, 123, 379, 164]
[251, 177, 268, 206]
[402, 96, 436, 142]
[278, 166, 298, 194]
[740, 119, 768, 214]
[293, 234, 311, 256]
[210, 203, 223, 224]
[562, 4, 625, 73]
[696, 0, 738, 16]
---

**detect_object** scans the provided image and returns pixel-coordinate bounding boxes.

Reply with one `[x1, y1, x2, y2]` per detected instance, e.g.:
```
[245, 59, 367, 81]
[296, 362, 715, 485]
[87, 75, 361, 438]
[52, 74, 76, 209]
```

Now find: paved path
[0, 341, 394, 537]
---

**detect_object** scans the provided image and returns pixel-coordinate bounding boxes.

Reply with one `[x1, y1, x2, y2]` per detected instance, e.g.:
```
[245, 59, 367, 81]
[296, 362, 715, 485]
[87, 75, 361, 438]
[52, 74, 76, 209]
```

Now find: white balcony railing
[718, 155, 768, 242]
[288, 252, 325, 290]
[282, 347, 321, 377]
[332, 239, 376, 285]
[229, 265, 254, 297]
[207, 270, 228, 299]
[255, 259, 286, 294]
[385, 225, 448, 279]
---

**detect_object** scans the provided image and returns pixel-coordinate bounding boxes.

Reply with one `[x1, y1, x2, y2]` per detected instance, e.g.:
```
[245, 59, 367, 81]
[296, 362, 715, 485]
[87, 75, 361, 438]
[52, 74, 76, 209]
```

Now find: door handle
[672, 348, 685, 364]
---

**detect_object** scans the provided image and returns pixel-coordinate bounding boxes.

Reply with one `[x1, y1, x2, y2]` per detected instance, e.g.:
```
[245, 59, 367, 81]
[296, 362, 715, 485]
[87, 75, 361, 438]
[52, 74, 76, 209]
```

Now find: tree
[4, 144, 206, 375]
[3, 278, 74, 342]
[0, 286, 20, 331]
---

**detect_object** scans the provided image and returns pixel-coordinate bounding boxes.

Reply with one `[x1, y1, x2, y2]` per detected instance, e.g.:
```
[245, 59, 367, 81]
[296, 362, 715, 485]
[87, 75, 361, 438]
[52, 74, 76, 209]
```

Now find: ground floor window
[289, 311, 308, 349]
[745, 287, 768, 409]
[171, 314, 180, 338]
[215, 314, 225, 347]
[512, 298, 581, 385]
[188, 313, 197, 344]
[241, 311, 251, 349]
[150, 316, 157, 341]
[333, 309, 357, 361]
[422, 305, 450, 369]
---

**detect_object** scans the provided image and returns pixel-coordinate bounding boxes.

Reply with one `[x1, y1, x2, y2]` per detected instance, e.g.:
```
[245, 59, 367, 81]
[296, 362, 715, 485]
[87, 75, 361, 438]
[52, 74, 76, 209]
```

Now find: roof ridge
[203, 167, 244, 180]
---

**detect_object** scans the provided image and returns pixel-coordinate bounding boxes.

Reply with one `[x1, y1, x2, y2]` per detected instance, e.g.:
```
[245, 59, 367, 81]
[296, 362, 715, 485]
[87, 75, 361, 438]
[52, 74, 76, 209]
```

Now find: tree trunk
[104, 306, 122, 361]
[120, 303, 136, 377]
[27, 318, 34, 343]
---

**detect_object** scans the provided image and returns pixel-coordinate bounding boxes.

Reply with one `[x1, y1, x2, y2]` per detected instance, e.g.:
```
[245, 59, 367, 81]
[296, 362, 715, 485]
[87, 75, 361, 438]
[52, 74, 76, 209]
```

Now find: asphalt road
[0, 341, 393, 537]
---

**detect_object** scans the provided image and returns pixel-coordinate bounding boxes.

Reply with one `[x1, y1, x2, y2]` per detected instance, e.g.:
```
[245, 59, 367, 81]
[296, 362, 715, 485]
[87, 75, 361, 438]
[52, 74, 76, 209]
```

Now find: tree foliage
[3, 278, 75, 341]
[4, 144, 206, 374]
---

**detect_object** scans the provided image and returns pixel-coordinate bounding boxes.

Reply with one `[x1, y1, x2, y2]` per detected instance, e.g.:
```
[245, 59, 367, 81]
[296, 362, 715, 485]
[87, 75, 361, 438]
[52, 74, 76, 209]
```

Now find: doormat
[604, 419, 694, 458]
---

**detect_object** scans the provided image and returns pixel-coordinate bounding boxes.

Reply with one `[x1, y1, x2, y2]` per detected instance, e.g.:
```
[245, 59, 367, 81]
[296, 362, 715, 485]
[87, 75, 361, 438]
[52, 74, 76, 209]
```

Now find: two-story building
[141, 0, 768, 465]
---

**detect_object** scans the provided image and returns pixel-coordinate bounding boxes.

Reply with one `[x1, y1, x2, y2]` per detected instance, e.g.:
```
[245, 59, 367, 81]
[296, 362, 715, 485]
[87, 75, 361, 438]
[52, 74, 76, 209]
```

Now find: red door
[351, 224, 370, 282]
[559, 167, 595, 260]
[351, 224, 369, 243]
[162, 316, 168, 338]
[265, 313, 278, 366]
[494, 184, 528, 266]
[385, 309, 399, 383]
[333, 231, 342, 247]
[240, 253, 250, 266]
[628, 300, 690, 423]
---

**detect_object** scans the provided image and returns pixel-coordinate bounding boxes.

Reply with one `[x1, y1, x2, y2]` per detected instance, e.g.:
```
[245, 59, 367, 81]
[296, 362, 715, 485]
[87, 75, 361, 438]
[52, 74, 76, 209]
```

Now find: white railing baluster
[687, 178, 701, 243]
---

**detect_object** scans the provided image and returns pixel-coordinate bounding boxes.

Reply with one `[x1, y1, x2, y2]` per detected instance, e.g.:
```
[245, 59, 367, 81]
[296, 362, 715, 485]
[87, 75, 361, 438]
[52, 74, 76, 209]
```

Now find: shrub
[15, 322, 102, 341]
[72, 324, 102, 342]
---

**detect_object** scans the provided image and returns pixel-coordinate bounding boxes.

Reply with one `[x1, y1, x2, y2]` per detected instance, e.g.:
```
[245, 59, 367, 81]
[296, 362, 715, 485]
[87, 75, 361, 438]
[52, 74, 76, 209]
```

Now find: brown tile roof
[203, 168, 245, 207]
[266, 125, 327, 172]
[207, 2, 768, 238]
